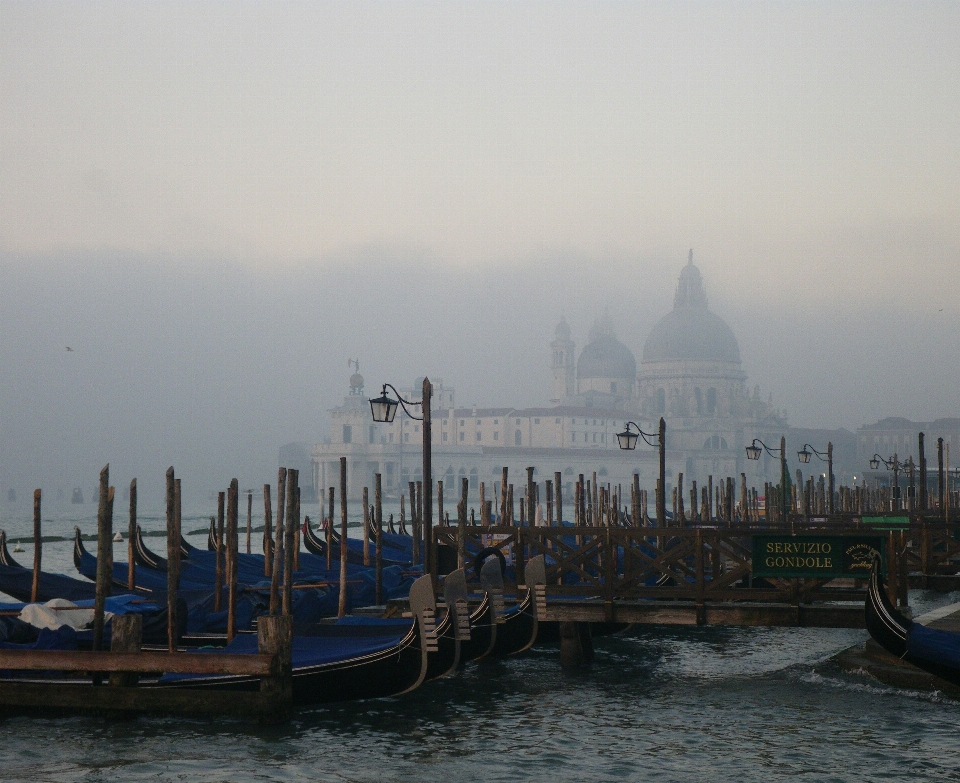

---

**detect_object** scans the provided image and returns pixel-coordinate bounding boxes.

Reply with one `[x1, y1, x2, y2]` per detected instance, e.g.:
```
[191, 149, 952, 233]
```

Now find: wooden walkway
[436, 516, 960, 629]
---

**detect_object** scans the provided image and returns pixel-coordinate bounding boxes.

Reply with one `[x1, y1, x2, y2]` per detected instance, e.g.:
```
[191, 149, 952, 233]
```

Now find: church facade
[311, 254, 787, 502]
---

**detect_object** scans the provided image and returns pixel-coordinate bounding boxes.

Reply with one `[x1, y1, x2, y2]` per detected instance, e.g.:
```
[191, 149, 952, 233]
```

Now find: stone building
[312, 253, 788, 502]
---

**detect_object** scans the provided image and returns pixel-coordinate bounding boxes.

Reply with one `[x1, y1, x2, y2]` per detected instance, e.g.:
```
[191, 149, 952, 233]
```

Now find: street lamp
[618, 418, 666, 526]
[370, 379, 434, 575]
[797, 443, 835, 514]
[869, 453, 907, 511]
[745, 437, 790, 522]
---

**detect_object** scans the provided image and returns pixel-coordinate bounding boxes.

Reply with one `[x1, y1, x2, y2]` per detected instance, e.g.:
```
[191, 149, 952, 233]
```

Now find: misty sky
[2, 2, 959, 501]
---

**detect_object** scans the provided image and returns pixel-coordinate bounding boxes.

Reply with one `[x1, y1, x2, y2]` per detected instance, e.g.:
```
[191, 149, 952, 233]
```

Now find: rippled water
[4, 506, 960, 781]
[4, 624, 960, 781]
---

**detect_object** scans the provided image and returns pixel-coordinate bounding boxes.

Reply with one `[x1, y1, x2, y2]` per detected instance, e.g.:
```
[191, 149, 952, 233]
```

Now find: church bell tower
[551, 316, 576, 404]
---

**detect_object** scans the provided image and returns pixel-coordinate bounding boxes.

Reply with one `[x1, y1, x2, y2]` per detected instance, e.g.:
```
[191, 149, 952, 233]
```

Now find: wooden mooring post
[31, 488, 41, 604]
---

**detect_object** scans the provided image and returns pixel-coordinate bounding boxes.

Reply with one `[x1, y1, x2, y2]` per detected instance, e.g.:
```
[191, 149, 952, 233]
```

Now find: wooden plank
[0, 681, 278, 716]
[542, 600, 864, 628]
[0, 650, 275, 676]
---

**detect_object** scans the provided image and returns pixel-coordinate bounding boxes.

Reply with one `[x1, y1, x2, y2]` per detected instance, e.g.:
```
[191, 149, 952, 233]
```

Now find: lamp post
[617, 417, 666, 526]
[869, 453, 906, 511]
[746, 437, 789, 522]
[797, 442, 835, 514]
[370, 378, 433, 575]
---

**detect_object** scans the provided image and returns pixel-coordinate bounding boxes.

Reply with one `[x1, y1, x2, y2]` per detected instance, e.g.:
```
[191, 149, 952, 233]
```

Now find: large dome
[642, 253, 741, 365]
[577, 313, 637, 379]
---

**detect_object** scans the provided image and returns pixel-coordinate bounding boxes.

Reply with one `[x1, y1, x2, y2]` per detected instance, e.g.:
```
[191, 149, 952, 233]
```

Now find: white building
[312, 253, 786, 502]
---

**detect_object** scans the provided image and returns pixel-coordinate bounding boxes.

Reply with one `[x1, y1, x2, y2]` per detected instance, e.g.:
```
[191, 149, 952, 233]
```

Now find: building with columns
[311, 253, 788, 502]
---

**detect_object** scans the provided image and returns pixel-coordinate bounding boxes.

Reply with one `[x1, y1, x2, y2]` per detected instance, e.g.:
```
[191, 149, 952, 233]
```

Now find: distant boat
[6, 488, 14, 503]
[71, 487, 84, 504]
[113, 532, 123, 542]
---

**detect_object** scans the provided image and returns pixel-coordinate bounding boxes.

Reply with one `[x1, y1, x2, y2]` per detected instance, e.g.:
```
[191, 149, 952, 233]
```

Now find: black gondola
[301, 515, 409, 567]
[866, 556, 960, 688]
[486, 554, 544, 657]
[458, 557, 501, 663]
[157, 574, 436, 704]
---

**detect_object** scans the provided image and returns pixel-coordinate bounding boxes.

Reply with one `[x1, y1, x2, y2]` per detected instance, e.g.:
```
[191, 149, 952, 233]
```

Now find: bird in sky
[66, 346, 73, 351]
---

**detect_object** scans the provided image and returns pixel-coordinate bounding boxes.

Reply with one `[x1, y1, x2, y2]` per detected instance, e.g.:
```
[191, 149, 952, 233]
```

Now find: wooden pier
[436, 515, 960, 630]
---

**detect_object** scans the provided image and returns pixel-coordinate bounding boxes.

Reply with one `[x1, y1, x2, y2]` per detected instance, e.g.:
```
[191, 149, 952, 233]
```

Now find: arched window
[695, 388, 703, 415]
[598, 467, 609, 477]
[703, 435, 728, 450]
[515, 430, 522, 445]
[656, 388, 666, 414]
[707, 387, 717, 414]
[469, 468, 479, 491]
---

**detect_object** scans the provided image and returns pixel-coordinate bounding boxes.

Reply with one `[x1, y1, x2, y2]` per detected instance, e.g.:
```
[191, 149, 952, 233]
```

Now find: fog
[2, 242, 959, 504]
[2, 2, 960, 504]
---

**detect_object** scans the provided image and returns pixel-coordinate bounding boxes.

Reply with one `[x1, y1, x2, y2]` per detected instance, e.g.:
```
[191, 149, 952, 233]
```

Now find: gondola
[486, 554, 544, 657]
[301, 516, 410, 567]
[139, 524, 416, 607]
[156, 574, 437, 704]
[457, 556, 500, 663]
[421, 568, 469, 680]
[0, 529, 104, 603]
[866, 556, 960, 688]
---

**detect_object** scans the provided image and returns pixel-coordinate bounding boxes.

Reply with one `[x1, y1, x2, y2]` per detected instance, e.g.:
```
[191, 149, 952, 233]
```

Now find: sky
[1, 1, 959, 502]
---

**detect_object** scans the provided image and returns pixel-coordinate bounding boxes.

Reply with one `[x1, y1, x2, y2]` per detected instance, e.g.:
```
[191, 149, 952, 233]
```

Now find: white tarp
[18, 598, 112, 631]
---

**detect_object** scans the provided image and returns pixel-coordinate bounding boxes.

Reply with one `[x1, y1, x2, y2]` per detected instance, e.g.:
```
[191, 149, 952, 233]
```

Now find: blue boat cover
[908, 623, 960, 670]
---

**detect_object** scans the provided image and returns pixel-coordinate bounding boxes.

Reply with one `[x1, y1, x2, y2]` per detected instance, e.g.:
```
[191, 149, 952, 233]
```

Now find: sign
[481, 533, 515, 565]
[752, 534, 884, 579]
[862, 516, 911, 530]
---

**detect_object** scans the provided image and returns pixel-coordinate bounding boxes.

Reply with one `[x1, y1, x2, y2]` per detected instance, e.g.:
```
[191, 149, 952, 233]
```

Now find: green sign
[862, 516, 911, 530]
[752, 535, 884, 579]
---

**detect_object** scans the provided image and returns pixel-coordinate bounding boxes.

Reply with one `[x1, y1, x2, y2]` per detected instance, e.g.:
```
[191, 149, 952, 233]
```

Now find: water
[4, 503, 960, 780]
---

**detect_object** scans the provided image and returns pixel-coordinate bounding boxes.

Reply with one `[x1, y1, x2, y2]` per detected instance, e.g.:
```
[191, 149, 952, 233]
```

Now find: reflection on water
[4, 624, 960, 782]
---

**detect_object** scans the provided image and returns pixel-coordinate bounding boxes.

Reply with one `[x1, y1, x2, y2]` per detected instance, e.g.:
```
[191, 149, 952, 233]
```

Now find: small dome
[577, 321, 637, 379]
[642, 251, 741, 365]
[554, 316, 571, 341]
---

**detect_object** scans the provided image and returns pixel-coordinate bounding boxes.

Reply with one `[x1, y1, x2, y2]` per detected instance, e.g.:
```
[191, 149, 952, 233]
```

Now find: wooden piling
[283, 470, 297, 617]
[327, 486, 334, 571]
[479, 481, 486, 524]
[227, 479, 239, 641]
[501, 467, 509, 524]
[919, 432, 928, 511]
[109, 614, 143, 688]
[276, 468, 287, 578]
[338, 459, 348, 618]
[127, 479, 137, 590]
[409, 481, 419, 566]
[437, 480, 444, 529]
[526, 467, 535, 530]
[268, 481, 284, 616]
[257, 614, 293, 724]
[31, 488, 41, 604]
[375, 473, 383, 605]
[294, 486, 301, 572]
[939, 438, 945, 514]
[458, 477, 468, 570]
[362, 486, 370, 567]
[94, 467, 113, 653]
[165, 467, 177, 652]
[244, 490, 252, 555]
[263, 483, 273, 578]
[545, 480, 554, 525]
[556, 471, 564, 526]
[215, 491, 225, 612]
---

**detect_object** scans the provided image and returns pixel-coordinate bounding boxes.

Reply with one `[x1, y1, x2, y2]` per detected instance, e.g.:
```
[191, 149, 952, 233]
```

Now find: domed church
[552, 251, 786, 481]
